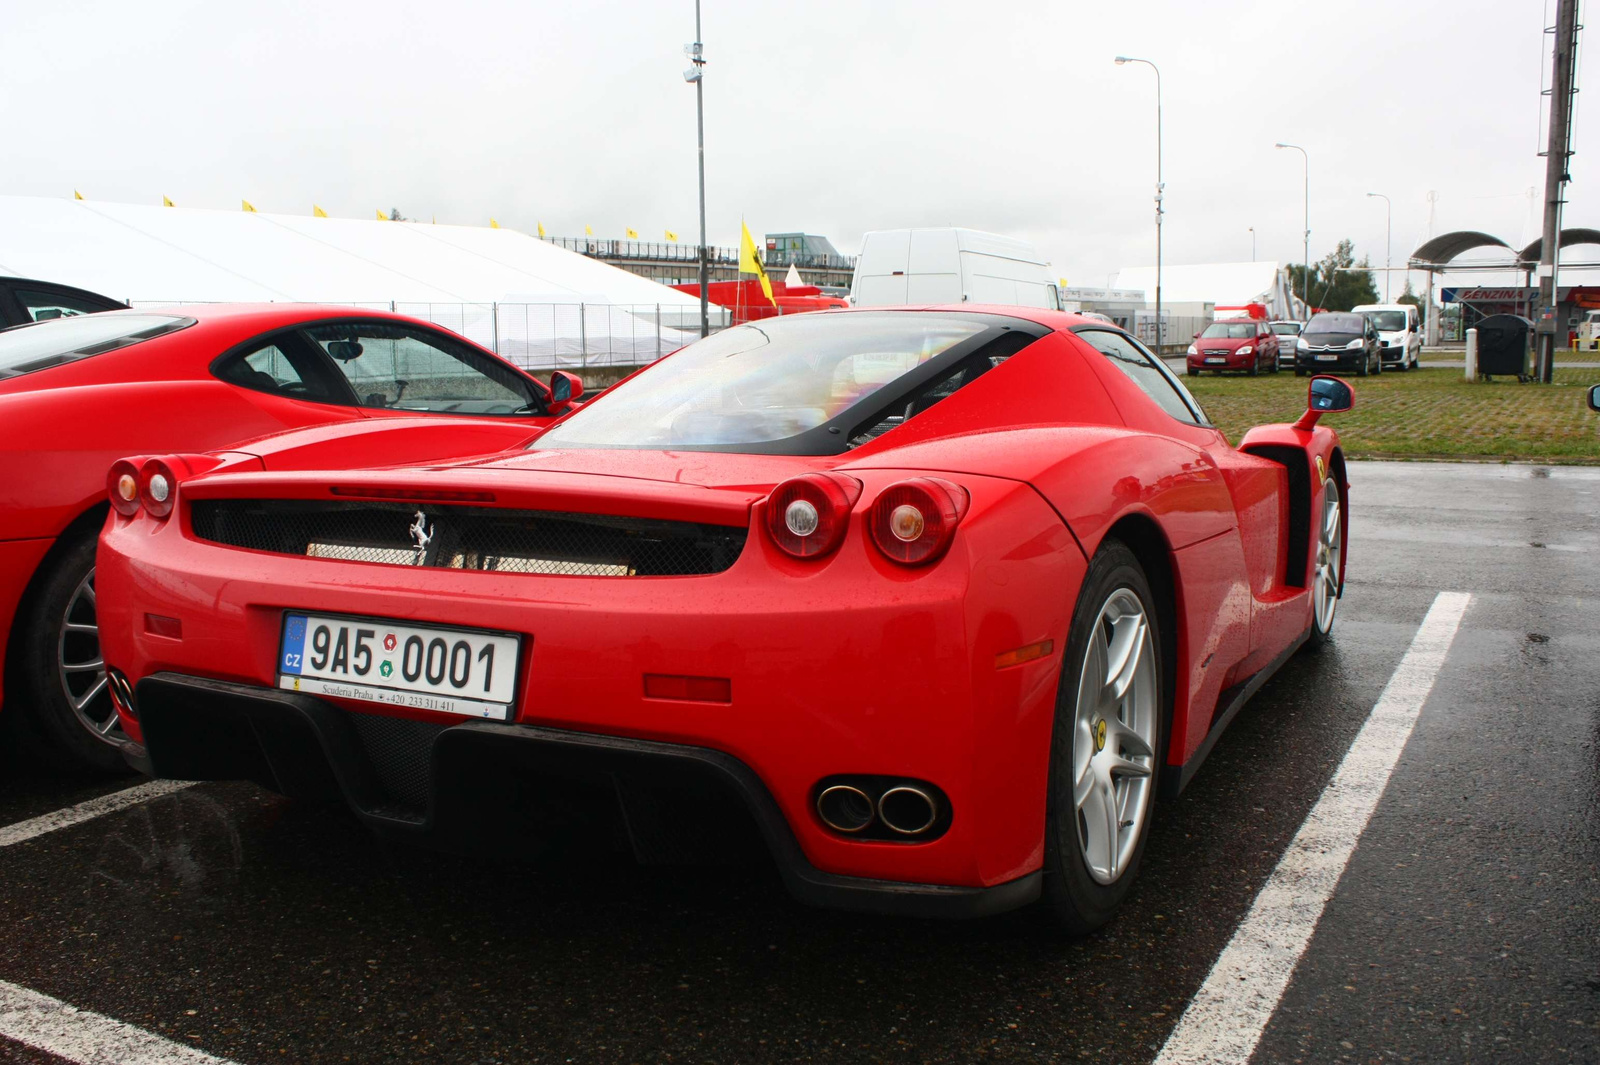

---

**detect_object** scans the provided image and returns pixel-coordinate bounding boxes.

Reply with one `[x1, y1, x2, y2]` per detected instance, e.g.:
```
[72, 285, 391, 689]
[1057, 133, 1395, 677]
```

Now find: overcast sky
[3, 0, 1586, 293]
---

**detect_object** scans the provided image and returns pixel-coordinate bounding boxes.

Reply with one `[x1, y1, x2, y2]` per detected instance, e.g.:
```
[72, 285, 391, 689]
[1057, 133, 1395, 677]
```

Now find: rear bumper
[124, 672, 1041, 918]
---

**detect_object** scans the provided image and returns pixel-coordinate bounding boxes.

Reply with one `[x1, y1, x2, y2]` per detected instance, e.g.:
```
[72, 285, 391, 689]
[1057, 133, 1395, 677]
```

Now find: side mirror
[547, 370, 585, 412]
[1588, 384, 1600, 412]
[1293, 375, 1354, 431]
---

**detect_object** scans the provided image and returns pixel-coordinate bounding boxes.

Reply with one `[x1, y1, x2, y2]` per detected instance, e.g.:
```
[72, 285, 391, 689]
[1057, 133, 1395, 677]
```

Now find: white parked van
[1352, 303, 1421, 371]
[850, 228, 1062, 310]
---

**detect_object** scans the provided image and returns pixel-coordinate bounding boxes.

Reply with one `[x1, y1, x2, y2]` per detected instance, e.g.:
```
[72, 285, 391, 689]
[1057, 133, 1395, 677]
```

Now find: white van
[1352, 303, 1421, 371]
[850, 228, 1062, 310]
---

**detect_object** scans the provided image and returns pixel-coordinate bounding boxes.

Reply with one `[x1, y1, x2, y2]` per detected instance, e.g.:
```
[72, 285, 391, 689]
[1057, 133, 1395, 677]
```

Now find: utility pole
[1276, 143, 1310, 320]
[1115, 56, 1162, 352]
[1535, 0, 1579, 384]
[684, 2, 710, 337]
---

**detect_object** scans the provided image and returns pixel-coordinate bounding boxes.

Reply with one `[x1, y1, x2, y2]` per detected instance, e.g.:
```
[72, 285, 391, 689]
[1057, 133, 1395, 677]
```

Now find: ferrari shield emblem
[1094, 718, 1108, 752]
[1315, 454, 1327, 482]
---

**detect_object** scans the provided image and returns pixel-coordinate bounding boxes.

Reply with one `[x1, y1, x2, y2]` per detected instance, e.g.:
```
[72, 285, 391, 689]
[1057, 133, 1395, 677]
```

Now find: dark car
[1269, 320, 1303, 369]
[0, 277, 126, 326]
[1294, 312, 1381, 377]
[1185, 318, 1279, 376]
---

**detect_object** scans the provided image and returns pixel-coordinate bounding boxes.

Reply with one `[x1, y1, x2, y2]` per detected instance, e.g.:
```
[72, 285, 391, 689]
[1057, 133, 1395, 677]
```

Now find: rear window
[1269, 322, 1301, 335]
[0, 314, 192, 379]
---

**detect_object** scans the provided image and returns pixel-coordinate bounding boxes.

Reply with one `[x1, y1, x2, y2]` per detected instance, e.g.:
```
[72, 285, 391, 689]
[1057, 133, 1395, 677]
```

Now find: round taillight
[869, 477, 969, 565]
[107, 460, 142, 517]
[139, 458, 177, 519]
[764, 473, 861, 558]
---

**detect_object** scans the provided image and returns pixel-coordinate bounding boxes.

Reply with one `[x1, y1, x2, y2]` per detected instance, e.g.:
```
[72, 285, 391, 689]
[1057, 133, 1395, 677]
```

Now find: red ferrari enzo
[1, 305, 577, 772]
[96, 308, 1351, 930]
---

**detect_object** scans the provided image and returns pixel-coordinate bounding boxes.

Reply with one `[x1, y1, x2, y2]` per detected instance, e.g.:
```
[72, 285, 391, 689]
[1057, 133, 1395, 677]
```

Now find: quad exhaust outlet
[812, 776, 948, 841]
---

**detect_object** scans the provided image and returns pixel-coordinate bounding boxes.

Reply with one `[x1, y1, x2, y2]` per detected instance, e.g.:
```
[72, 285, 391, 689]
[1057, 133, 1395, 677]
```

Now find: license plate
[1205, 356, 1226, 364]
[1315, 354, 1338, 361]
[277, 613, 521, 720]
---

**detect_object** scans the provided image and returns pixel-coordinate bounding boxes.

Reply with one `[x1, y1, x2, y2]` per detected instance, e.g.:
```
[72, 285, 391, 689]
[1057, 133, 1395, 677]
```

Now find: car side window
[1078, 329, 1208, 426]
[13, 288, 111, 322]
[215, 337, 350, 404]
[301, 322, 537, 415]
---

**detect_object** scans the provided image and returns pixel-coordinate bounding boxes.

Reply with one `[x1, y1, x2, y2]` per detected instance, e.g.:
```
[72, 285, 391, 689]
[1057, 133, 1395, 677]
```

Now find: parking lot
[0, 459, 1593, 1063]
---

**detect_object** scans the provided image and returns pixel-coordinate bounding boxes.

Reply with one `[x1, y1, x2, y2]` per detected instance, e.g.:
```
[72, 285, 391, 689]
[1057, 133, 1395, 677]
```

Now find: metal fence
[540, 236, 856, 273]
[130, 300, 729, 371]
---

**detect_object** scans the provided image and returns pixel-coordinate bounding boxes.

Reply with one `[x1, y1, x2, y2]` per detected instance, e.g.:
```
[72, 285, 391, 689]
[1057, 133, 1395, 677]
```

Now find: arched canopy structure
[1409, 231, 1514, 268]
[1516, 227, 1600, 265]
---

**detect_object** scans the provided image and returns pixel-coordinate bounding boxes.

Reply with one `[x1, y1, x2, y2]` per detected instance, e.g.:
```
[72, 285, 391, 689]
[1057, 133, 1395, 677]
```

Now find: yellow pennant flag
[241, 199, 257, 213]
[739, 219, 775, 306]
[625, 227, 639, 239]
[490, 218, 500, 229]
[537, 222, 547, 238]
[665, 229, 678, 242]
[584, 224, 594, 236]
[376, 209, 386, 220]
[313, 204, 328, 218]
[74, 190, 84, 200]
[162, 196, 174, 207]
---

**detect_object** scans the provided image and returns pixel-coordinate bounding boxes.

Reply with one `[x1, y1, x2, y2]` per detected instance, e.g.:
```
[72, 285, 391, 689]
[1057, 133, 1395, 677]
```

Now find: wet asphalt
[0, 460, 1595, 1063]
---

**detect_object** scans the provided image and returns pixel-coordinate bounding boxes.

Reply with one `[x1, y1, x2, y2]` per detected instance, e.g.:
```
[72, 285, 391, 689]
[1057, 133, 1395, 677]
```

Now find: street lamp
[1115, 56, 1163, 352]
[1275, 142, 1309, 319]
[1366, 191, 1392, 302]
[1248, 226, 1256, 262]
[684, 2, 709, 337]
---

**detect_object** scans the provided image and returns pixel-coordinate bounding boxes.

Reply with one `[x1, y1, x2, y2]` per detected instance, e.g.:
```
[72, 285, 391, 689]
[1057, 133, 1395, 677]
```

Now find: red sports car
[96, 308, 1351, 930]
[1, 305, 579, 772]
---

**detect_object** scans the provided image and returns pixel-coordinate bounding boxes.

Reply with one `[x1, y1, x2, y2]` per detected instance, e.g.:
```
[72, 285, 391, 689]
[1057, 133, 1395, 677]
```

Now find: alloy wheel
[1071, 588, 1158, 885]
[1313, 482, 1343, 634]
[56, 567, 123, 746]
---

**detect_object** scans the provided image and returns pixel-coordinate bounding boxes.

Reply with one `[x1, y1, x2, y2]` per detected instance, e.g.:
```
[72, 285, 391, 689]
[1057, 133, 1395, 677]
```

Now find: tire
[1294, 367, 1306, 377]
[1248, 358, 1259, 377]
[1040, 540, 1166, 935]
[6, 529, 131, 774]
[1186, 367, 1198, 377]
[1356, 356, 1369, 377]
[1271, 355, 1281, 374]
[1373, 353, 1382, 375]
[1304, 478, 1344, 652]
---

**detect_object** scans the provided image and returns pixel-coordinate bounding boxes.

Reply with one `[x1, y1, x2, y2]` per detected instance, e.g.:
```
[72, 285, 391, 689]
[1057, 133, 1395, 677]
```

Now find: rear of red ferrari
[96, 451, 1083, 916]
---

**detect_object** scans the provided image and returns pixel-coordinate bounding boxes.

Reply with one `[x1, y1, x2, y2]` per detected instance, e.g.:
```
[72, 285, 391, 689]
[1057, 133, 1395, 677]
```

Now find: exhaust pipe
[816, 784, 875, 833]
[877, 785, 938, 836]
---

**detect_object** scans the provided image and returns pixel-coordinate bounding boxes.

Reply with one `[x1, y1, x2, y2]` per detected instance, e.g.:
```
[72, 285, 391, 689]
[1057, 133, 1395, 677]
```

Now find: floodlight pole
[1276, 143, 1309, 319]
[1249, 226, 1256, 262]
[1366, 192, 1391, 301]
[1535, 0, 1579, 384]
[687, 1, 709, 337]
[1116, 56, 1162, 353]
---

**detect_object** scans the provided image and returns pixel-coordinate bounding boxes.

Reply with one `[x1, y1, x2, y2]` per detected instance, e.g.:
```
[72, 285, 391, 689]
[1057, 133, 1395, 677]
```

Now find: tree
[1396, 277, 1430, 320]
[388, 207, 409, 222]
[1285, 239, 1379, 312]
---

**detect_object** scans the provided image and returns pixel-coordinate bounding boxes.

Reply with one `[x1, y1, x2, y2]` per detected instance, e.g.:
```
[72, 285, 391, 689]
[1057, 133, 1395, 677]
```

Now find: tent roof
[1409, 231, 1513, 267]
[0, 195, 701, 308]
[1114, 261, 1282, 305]
[1516, 227, 1600, 264]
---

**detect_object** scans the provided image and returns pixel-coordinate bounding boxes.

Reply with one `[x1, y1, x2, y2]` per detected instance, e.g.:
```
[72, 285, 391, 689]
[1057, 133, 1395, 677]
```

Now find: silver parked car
[1268, 320, 1303, 369]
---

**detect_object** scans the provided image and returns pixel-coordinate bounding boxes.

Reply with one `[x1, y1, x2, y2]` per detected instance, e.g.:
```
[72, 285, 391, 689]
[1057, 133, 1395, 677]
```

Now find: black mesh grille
[348, 712, 448, 816]
[189, 500, 746, 576]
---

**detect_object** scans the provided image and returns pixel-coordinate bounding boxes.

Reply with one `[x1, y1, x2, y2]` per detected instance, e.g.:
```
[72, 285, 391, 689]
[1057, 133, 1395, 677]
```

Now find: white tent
[1115, 261, 1303, 321]
[0, 195, 720, 367]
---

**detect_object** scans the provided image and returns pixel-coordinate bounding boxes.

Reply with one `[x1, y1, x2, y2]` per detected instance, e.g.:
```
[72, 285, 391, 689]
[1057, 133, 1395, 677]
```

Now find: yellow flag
[241, 199, 257, 213]
[537, 222, 546, 238]
[376, 209, 386, 220]
[313, 204, 328, 218]
[162, 196, 174, 207]
[584, 224, 593, 236]
[625, 227, 639, 239]
[490, 218, 500, 229]
[739, 219, 775, 305]
[665, 229, 678, 242]
[74, 190, 83, 200]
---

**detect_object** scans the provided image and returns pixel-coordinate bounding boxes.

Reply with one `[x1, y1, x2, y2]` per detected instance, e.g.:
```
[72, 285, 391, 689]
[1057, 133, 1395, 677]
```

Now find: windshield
[1305, 314, 1363, 335]
[535, 313, 990, 450]
[1269, 322, 1301, 336]
[0, 314, 192, 379]
[1201, 322, 1255, 339]
[1367, 311, 1407, 331]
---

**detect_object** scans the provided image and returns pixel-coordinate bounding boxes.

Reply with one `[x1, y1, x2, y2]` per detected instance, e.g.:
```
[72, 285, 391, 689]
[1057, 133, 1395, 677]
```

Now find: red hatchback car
[0, 305, 578, 772]
[97, 308, 1352, 931]
[1186, 318, 1280, 376]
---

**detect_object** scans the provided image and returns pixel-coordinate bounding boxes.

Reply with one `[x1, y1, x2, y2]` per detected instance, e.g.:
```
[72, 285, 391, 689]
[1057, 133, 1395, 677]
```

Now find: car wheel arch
[4, 502, 109, 710]
[1093, 514, 1181, 766]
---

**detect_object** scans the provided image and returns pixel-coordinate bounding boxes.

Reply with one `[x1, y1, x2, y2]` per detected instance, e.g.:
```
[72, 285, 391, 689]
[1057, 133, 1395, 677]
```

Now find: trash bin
[1475, 314, 1532, 381]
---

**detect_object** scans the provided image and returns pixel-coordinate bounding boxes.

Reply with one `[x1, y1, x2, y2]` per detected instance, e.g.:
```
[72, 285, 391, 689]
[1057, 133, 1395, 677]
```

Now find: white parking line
[0, 780, 195, 849]
[0, 979, 236, 1064]
[1154, 591, 1472, 1065]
